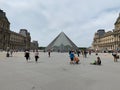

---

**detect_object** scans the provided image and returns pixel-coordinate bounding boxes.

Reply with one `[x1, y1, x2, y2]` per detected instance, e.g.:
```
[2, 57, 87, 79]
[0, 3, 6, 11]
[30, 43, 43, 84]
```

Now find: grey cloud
[0, 0, 120, 47]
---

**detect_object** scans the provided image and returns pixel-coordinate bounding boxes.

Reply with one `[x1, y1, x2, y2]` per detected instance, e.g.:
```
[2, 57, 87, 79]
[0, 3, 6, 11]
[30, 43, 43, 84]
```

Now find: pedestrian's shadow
[27, 61, 35, 63]
[115, 60, 120, 63]
[27, 61, 44, 63]
[35, 61, 44, 63]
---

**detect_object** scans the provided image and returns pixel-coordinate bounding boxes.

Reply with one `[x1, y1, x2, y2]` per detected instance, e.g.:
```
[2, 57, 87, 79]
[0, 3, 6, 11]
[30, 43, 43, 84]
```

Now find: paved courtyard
[0, 52, 120, 90]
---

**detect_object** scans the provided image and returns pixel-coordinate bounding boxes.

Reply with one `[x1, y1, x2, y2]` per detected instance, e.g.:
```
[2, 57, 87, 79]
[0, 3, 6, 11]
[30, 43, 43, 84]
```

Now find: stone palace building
[92, 13, 120, 52]
[0, 9, 38, 51]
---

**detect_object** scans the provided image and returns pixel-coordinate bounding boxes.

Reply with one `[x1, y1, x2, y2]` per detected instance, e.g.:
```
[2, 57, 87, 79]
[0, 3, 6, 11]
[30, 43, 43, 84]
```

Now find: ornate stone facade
[92, 14, 120, 51]
[0, 9, 31, 51]
[30, 40, 39, 51]
[10, 29, 31, 51]
[19, 29, 31, 50]
[0, 9, 10, 50]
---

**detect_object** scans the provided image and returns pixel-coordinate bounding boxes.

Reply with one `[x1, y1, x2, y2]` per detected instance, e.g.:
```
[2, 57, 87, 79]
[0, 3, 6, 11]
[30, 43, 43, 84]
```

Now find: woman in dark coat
[25, 51, 30, 62]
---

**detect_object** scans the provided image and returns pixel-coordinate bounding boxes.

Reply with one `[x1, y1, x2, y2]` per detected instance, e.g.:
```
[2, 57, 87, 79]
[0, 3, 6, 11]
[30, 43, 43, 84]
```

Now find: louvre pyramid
[46, 32, 78, 52]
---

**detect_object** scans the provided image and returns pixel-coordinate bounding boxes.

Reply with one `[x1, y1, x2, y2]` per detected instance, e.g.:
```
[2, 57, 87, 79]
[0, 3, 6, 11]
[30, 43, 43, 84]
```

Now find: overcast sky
[0, 0, 120, 47]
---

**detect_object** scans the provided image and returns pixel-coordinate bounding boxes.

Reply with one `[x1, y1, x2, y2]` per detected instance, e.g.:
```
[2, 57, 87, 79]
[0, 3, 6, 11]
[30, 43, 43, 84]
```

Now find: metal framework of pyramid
[45, 32, 78, 52]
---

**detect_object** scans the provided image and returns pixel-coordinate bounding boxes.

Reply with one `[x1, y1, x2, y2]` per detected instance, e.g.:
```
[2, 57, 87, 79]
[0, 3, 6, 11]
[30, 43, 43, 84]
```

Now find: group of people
[73, 50, 119, 64]
[69, 51, 80, 64]
[24, 50, 39, 62]
[8, 49, 118, 65]
[69, 50, 101, 65]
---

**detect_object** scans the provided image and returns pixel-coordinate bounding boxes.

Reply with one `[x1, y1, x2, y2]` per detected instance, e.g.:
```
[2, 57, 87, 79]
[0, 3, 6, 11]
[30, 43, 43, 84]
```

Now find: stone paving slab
[0, 52, 120, 90]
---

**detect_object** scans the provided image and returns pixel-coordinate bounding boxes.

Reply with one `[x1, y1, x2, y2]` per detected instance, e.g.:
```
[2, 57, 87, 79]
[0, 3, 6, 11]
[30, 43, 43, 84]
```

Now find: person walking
[77, 50, 80, 57]
[35, 50, 39, 62]
[24, 51, 30, 62]
[84, 50, 87, 58]
[48, 50, 51, 57]
[6, 51, 9, 57]
[10, 49, 13, 57]
[112, 51, 118, 62]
